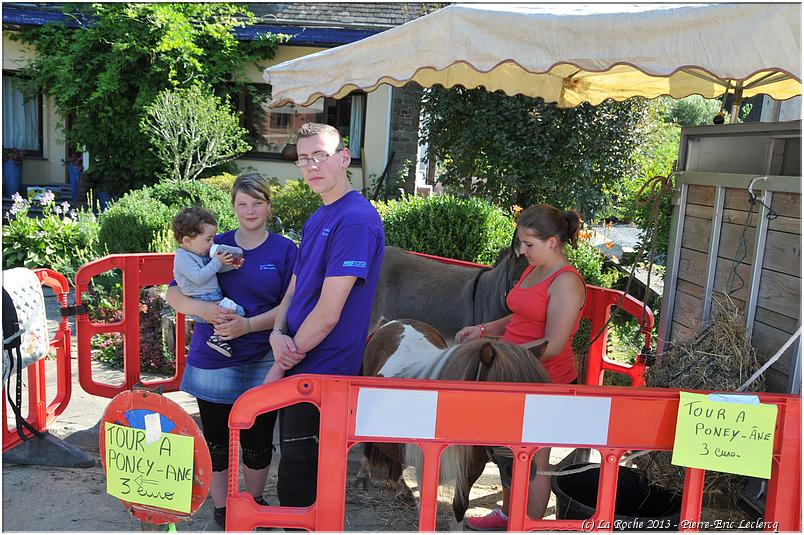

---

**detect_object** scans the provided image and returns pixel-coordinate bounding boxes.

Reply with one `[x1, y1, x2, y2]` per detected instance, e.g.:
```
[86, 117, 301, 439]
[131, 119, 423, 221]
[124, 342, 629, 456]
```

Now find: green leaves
[13, 3, 279, 194]
[380, 194, 515, 265]
[2, 195, 101, 282]
[420, 87, 649, 217]
[141, 84, 251, 183]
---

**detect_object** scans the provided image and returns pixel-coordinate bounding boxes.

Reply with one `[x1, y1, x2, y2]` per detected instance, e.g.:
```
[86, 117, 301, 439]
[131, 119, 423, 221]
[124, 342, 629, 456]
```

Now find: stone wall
[388, 83, 423, 195]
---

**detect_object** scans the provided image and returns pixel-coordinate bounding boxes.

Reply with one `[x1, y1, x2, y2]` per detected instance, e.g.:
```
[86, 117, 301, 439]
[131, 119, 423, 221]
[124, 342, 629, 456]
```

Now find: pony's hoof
[354, 475, 370, 491]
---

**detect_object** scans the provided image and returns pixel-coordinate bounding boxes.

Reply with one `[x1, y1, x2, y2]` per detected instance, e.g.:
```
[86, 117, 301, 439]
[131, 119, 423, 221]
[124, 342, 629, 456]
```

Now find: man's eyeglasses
[294, 150, 341, 168]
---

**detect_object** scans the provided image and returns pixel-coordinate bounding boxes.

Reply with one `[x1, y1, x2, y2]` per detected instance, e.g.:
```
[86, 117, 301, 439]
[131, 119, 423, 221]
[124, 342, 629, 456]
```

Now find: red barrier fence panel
[582, 285, 653, 387]
[3, 268, 73, 452]
[226, 375, 801, 532]
[74, 254, 186, 398]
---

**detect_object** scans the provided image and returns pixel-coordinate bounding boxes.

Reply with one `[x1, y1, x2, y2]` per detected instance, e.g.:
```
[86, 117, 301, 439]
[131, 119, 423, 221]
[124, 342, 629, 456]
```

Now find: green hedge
[380, 195, 514, 265]
[98, 179, 238, 254]
[566, 239, 619, 288]
[271, 179, 321, 233]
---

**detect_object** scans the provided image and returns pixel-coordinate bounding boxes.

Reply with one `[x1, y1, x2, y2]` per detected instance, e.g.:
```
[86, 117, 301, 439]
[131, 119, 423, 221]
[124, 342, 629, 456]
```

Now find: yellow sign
[672, 392, 777, 479]
[105, 422, 195, 513]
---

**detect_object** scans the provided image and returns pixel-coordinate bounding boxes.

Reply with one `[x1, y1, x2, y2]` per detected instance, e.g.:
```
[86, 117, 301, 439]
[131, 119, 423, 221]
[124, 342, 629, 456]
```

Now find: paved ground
[1, 293, 566, 531]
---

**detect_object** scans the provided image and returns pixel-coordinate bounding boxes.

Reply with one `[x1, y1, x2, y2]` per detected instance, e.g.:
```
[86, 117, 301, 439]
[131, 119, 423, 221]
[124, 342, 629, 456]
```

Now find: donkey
[370, 245, 528, 342]
[358, 319, 550, 523]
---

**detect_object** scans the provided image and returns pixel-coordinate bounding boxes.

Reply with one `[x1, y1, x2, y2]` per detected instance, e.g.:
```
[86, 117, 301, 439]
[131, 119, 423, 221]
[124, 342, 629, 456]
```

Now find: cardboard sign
[671, 392, 777, 479]
[104, 422, 195, 513]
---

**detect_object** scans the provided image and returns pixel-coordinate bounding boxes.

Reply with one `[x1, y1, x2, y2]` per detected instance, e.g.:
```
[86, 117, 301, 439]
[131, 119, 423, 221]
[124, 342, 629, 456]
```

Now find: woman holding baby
[166, 172, 297, 529]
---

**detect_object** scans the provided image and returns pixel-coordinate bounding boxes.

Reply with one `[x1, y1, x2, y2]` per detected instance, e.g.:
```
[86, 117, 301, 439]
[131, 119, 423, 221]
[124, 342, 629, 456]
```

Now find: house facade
[2, 3, 427, 196]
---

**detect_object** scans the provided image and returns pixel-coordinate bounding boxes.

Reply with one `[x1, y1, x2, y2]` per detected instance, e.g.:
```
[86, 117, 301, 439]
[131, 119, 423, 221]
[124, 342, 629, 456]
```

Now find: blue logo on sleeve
[321, 228, 331, 237]
[342, 260, 367, 268]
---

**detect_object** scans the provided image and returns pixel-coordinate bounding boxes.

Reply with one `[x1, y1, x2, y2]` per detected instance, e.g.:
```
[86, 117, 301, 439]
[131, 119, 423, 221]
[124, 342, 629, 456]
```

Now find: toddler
[172, 206, 245, 357]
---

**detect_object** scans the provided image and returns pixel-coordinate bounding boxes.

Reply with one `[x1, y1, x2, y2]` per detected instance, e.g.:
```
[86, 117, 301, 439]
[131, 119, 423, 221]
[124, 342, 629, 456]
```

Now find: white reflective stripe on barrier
[522, 395, 611, 445]
[355, 388, 438, 439]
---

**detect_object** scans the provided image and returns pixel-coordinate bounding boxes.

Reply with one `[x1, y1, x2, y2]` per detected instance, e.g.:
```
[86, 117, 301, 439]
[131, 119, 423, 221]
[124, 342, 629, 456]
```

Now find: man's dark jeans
[277, 402, 320, 507]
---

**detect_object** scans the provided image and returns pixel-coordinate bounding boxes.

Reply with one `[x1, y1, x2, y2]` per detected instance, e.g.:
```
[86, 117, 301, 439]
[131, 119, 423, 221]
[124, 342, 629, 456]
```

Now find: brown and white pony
[370, 245, 528, 342]
[358, 319, 550, 523]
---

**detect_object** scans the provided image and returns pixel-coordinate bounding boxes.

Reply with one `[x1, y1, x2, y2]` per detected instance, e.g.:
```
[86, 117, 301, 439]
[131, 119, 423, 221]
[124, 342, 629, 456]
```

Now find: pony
[370, 245, 528, 342]
[357, 319, 551, 523]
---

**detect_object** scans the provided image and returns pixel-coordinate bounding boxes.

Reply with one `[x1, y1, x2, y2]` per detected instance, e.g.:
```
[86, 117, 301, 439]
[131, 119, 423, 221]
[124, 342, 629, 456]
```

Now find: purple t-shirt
[186, 230, 297, 369]
[286, 190, 385, 376]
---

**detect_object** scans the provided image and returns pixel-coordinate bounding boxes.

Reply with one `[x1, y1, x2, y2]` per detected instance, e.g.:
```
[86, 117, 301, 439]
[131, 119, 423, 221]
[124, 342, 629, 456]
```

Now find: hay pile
[633, 296, 765, 504]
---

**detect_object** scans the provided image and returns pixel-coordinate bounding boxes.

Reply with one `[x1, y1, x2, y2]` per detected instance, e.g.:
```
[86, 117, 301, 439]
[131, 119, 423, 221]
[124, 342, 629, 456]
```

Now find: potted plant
[64, 152, 84, 201]
[3, 148, 24, 197]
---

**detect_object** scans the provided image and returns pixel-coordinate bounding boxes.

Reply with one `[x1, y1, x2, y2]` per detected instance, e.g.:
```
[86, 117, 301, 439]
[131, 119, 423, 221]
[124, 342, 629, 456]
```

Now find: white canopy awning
[265, 3, 802, 108]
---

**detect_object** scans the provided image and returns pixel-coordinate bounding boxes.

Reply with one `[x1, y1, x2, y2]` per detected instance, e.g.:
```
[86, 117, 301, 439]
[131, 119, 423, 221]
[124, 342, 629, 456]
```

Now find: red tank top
[502, 264, 584, 384]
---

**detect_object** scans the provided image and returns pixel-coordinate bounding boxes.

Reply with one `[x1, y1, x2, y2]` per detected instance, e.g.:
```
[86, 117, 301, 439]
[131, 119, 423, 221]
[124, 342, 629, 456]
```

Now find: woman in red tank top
[457, 204, 586, 531]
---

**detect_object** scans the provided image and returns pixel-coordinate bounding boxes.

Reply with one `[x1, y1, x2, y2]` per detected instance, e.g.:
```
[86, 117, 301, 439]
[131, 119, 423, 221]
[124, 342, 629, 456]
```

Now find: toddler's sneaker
[464, 509, 508, 531]
[207, 335, 232, 357]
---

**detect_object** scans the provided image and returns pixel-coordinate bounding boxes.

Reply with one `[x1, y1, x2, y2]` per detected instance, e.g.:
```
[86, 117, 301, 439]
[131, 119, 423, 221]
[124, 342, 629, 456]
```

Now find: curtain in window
[3, 75, 40, 151]
[349, 94, 365, 156]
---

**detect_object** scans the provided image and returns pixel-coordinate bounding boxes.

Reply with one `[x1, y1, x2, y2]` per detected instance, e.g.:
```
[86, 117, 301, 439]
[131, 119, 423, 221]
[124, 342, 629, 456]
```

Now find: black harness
[3, 288, 45, 442]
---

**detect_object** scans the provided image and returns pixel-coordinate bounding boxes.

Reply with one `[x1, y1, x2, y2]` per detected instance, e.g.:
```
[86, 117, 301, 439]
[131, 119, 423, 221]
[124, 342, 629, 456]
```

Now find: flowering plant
[3, 148, 25, 164]
[2, 191, 101, 281]
[65, 152, 84, 173]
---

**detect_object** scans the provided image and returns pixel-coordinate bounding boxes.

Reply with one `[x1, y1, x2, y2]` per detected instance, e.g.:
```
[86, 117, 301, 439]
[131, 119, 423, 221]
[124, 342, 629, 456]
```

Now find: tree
[420, 86, 650, 216]
[13, 3, 281, 194]
[142, 85, 251, 183]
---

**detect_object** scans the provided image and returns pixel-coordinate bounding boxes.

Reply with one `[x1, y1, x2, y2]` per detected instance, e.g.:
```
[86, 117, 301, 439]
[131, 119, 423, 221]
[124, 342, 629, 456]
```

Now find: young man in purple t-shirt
[266, 123, 385, 508]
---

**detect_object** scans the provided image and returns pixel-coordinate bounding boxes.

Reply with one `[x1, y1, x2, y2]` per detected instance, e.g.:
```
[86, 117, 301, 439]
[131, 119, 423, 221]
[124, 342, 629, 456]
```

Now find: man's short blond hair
[297, 123, 345, 151]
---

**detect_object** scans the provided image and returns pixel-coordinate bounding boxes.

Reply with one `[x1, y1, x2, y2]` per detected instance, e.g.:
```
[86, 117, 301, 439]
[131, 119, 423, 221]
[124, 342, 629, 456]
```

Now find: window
[2, 72, 43, 157]
[237, 84, 366, 162]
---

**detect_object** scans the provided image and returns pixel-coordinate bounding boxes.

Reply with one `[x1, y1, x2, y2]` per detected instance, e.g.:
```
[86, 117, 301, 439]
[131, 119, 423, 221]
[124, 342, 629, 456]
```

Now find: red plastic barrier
[74, 254, 185, 398]
[3, 269, 73, 451]
[225, 375, 801, 532]
[408, 251, 654, 386]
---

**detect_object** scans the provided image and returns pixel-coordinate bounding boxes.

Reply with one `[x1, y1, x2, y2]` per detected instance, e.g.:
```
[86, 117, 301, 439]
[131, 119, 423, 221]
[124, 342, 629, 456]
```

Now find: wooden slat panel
[677, 247, 708, 285]
[757, 269, 801, 320]
[686, 185, 716, 207]
[676, 279, 704, 299]
[767, 214, 801, 234]
[770, 191, 801, 218]
[713, 257, 751, 303]
[724, 188, 752, 211]
[670, 320, 695, 344]
[680, 216, 712, 254]
[765, 368, 790, 394]
[764, 229, 802, 277]
[718, 221, 756, 262]
[686, 203, 714, 220]
[755, 306, 800, 334]
[752, 320, 798, 376]
[673, 289, 703, 330]
[714, 206, 800, 233]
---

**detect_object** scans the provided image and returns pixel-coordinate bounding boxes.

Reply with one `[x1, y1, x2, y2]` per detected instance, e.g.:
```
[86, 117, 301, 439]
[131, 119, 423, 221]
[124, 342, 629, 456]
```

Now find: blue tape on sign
[708, 393, 760, 405]
[124, 409, 177, 433]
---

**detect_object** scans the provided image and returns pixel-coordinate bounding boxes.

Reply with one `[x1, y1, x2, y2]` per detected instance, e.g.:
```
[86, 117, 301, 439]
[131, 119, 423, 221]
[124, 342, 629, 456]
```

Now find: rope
[536, 449, 652, 477]
[724, 179, 778, 298]
[737, 327, 801, 392]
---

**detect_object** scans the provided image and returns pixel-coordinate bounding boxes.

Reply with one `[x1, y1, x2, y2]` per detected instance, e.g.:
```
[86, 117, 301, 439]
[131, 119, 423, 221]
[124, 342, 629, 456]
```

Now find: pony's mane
[439, 340, 551, 384]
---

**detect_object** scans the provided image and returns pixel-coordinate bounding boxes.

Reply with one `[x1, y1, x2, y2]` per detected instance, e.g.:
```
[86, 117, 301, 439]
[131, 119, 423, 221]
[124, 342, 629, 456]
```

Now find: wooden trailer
[659, 120, 801, 394]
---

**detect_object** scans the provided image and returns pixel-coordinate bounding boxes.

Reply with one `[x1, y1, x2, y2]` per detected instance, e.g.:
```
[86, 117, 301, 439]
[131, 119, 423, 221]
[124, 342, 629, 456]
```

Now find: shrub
[149, 180, 238, 231]
[98, 179, 237, 253]
[200, 173, 238, 194]
[98, 193, 173, 254]
[142, 84, 251, 183]
[3, 191, 101, 280]
[382, 195, 514, 265]
[271, 179, 321, 232]
[566, 239, 619, 288]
